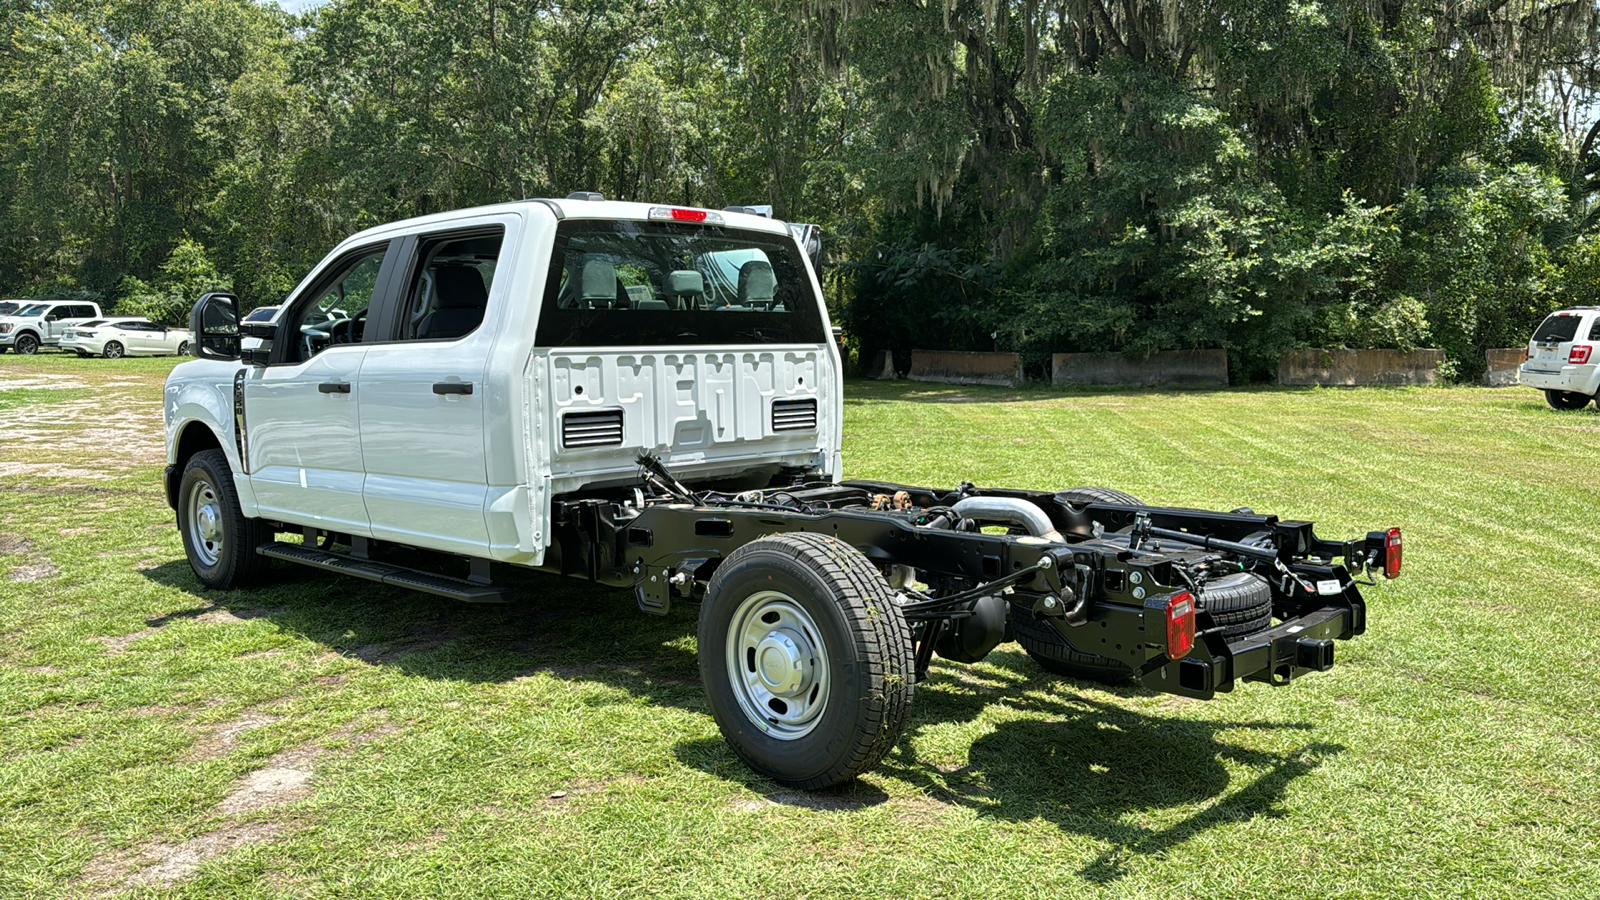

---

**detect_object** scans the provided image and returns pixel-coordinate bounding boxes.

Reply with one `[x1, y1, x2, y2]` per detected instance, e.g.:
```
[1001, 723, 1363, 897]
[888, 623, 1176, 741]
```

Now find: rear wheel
[14, 333, 38, 355]
[1545, 390, 1591, 410]
[698, 533, 915, 789]
[176, 340, 189, 356]
[178, 449, 272, 589]
[102, 341, 124, 360]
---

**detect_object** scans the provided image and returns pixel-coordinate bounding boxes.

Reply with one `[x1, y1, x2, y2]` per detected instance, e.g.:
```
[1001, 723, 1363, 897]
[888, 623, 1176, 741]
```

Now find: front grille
[771, 398, 817, 432]
[561, 409, 624, 448]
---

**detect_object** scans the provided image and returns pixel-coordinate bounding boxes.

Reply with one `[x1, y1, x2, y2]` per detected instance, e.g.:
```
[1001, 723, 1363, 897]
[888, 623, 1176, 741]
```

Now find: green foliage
[0, 0, 1596, 379]
[114, 238, 231, 326]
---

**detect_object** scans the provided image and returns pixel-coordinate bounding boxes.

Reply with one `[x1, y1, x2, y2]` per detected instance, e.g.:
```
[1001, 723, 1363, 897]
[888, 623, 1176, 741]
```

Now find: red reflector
[1384, 528, 1402, 579]
[669, 208, 707, 222]
[1570, 345, 1592, 365]
[1166, 591, 1195, 659]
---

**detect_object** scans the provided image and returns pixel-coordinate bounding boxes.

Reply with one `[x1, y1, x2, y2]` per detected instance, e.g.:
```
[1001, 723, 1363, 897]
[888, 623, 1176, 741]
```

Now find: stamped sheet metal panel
[541, 347, 831, 491]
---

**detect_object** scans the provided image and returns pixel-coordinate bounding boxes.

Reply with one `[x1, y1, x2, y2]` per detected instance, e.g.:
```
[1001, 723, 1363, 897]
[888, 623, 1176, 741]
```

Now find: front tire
[698, 533, 915, 789]
[177, 449, 271, 589]
[102, 341, 124, 360]
[15, 333, 39, 355]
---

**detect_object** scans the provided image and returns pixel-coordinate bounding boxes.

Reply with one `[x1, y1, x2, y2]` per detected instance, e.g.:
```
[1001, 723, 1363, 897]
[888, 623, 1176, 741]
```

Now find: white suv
[1521, 308, 1600, 410]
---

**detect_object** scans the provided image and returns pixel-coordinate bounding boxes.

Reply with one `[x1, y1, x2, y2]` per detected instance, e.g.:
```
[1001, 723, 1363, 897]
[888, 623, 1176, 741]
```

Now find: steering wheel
[332, 308, 368, 344]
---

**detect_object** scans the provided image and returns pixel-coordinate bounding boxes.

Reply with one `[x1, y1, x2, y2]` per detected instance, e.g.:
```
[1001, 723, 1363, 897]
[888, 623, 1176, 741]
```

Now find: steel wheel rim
[185, 475, 224, 569]
[725, 590, 831, 740]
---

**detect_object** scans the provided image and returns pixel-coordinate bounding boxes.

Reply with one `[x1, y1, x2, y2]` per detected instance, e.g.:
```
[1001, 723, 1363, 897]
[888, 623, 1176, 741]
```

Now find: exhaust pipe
[951, 497, 1065, 543]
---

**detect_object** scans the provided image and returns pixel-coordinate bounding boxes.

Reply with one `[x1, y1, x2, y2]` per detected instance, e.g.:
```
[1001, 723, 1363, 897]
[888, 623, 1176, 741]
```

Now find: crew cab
[0, 300, 103, 354]
[1521, 307, 1600, 410]
[164, 196, 1401, 789]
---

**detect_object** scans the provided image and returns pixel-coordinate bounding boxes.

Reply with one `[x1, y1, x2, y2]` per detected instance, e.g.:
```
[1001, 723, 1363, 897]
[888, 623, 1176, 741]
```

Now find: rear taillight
[1165, 591, 1195, 659]
[1384, 527, 1402, 579]
[1570, 345, 1592, 365]
[1522, 347, 1530, 363]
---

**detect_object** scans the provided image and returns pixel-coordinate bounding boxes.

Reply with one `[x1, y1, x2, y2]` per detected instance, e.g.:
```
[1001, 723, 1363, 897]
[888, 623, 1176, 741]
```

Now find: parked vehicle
[61, 317, 190, 358]
[165, 195, 1402, 789]
[240, 305, 280, 352]
[1520, 307, 1600, 410]
[0, 300, 24, 317]
[0, 300, 103, 354]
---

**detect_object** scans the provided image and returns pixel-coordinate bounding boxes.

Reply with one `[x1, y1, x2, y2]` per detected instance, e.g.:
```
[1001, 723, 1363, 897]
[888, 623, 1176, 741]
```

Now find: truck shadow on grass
[142, 559, 1341, 882]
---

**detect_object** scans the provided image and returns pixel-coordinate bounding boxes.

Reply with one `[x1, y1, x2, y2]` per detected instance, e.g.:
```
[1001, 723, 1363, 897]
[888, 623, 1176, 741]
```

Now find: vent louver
[562, 409, 624, 448]
[771, 398, 817, 432]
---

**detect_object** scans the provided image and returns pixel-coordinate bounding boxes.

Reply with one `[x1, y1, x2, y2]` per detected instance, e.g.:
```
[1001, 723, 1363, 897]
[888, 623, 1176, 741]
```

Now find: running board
[257, 541, 512, 603]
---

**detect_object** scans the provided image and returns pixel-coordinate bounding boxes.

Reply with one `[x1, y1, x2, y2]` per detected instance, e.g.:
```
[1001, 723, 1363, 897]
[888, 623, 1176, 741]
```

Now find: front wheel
[177, 449, 272, 589]
[14, 333, 38, 355]
[102, 341, 124, 360]
[698, 533, 915, 789]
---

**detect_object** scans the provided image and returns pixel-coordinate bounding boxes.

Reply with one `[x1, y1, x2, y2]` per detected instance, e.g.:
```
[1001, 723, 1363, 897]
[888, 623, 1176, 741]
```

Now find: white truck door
[243, 243, 395, 535]
[355, 224, 506, 556]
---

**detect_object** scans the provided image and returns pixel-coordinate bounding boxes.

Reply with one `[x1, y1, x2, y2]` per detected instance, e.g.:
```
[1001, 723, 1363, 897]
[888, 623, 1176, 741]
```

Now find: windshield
[535, 220, 824, 347]
[1532, 314, 1583, 343]
[15, 303, 47, 317]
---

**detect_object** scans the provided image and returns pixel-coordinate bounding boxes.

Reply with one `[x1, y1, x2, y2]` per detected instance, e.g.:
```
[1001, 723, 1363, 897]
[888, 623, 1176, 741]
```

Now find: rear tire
[177, 449, 272, 589]
[698, 533, 915, 789]
[1545, 390, 1591, 410]
[102, 341, 124, 360]
[176, 340, 189, 356]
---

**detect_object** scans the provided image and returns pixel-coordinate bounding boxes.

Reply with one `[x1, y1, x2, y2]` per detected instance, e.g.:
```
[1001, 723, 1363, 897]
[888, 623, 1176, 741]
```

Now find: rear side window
[535, 220, 824, 347]
[397, 228, 504, 342]
[1533, 314, 1581, 343]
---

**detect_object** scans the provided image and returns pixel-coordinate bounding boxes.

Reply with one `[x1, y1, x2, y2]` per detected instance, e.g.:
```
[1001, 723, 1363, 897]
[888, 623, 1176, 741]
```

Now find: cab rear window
[1532, 315, 1582, 343]
[535, 220, 824, 347]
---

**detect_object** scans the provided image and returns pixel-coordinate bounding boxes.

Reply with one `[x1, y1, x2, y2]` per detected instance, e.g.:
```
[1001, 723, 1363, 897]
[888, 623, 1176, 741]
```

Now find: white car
[62, 318, 190, 359]
[1520, 307, 1600, 410]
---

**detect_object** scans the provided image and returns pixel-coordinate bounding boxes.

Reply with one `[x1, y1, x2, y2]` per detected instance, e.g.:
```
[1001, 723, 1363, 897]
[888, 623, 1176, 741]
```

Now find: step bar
[257, 541, 512, 603]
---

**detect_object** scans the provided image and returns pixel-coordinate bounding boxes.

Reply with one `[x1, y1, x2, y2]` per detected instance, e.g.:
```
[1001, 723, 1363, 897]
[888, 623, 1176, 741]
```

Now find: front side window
[535, 220, 824, 347]
[288, 245, 388, 361]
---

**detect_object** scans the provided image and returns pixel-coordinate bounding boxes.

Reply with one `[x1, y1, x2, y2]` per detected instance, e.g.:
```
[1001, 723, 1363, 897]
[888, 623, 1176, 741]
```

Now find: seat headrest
[433, 265, 488, 309]
[737, 260, 777, 305]
[667, 270, 704, 295]
[581, 260, 618, 302]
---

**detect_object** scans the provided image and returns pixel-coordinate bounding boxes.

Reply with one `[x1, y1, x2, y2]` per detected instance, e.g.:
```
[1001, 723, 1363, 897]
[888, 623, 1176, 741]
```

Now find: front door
[244, 243, 395, 535]
[356, 224, 508, 555]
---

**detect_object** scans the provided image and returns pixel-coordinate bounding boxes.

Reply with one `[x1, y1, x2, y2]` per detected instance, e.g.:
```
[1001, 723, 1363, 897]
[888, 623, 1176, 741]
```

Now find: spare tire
[1196, 571, 1273, 638]
[1056, 486, 1144, 507]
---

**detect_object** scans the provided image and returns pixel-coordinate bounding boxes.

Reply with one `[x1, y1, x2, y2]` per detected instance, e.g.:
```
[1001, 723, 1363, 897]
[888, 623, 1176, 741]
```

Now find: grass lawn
[2, 351, 1597, 898]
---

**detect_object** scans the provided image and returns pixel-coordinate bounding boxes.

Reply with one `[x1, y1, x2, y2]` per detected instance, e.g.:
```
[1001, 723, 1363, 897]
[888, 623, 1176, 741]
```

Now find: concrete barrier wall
[861, 350, 896, 380]
[1051, 350, 1229, 387]
[1484, 349, 1523, 387]
[907, 350, 1022, 387]
[1277, 349, 1445, 386]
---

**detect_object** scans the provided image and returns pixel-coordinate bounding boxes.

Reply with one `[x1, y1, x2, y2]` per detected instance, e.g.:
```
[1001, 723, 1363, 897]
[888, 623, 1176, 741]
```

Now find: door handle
[318, 381, 351, 394]
[432, 381, 474, 395]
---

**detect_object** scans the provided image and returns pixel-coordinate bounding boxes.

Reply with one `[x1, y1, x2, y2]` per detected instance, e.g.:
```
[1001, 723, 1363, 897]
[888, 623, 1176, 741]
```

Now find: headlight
[0, 324, 12, 334]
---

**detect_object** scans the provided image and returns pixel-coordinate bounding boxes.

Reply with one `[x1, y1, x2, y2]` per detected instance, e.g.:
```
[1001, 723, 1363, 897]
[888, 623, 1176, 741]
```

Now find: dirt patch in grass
[185, 713, 283, 763]
[7, 560, 59, 581]
[82, 823, 284, 894]
[0, 533, 35, 554]
[218, 746, 319, 815]
[97, 627, 161, 652]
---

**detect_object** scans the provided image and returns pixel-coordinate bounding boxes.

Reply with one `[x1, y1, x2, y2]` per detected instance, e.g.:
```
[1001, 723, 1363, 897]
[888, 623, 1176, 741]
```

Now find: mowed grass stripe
[2, 357, 1599, 897]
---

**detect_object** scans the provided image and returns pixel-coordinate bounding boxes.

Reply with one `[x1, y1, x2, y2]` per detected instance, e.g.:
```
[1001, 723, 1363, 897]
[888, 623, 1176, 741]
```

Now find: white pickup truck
[166, 195, 1400, 789]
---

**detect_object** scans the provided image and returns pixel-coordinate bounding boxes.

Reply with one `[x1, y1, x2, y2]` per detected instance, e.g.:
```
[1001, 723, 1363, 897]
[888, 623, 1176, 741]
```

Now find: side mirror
[787, 223, 823, 275]
[188, 291, 245, 362]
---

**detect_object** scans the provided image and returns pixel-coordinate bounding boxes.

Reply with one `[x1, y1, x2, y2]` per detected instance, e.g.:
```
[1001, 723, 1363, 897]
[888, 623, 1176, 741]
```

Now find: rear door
[355, 216, 512, 555]
[244, 242, 401, 534]
[1528, 312, 1584, 373]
